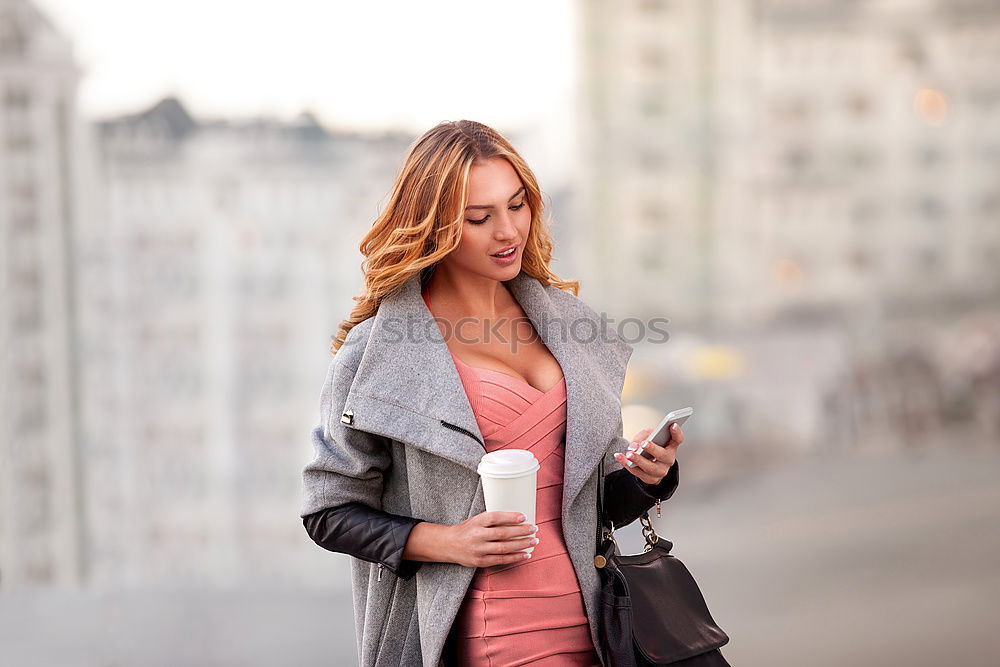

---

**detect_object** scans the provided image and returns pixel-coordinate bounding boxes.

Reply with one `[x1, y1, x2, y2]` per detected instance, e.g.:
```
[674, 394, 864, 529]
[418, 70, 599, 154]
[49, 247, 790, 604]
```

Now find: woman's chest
[428, 301, 564, 393]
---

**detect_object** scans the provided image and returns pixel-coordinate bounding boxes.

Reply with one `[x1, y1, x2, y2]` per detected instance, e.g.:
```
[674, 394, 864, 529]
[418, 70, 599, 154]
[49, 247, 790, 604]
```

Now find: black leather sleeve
[602, 459, 679, 528]
[302, 502, 425, 580]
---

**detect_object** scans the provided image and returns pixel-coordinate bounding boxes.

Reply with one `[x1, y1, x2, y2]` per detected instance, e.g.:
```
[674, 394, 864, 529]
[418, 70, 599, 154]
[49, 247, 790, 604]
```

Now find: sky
[33, 0, 576, 136]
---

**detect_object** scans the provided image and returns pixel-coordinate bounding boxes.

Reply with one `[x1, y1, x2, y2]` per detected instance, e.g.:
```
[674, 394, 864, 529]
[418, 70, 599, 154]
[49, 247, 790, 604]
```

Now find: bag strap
[595, 455, 663, 566]
[595, 458, 613, 567]
[596, 458, 605, 546]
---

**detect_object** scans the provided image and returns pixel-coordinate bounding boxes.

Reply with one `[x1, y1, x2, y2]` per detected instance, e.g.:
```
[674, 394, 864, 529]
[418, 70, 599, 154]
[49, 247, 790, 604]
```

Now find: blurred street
[644, 437, 1000, 667]
[3, 440, 997, 667]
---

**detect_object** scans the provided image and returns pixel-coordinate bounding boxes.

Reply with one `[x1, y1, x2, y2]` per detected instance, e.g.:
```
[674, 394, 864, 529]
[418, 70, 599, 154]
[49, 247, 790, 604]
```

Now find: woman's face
[442, 157, 531, 281]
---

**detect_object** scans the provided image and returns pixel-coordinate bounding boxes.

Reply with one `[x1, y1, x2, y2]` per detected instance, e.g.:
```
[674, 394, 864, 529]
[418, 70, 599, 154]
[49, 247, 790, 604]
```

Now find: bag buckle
[640, 513, 659, 551]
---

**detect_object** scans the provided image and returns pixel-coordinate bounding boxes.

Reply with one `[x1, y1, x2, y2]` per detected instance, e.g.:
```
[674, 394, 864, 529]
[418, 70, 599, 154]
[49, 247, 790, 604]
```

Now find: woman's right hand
[445, 511, 539, 568]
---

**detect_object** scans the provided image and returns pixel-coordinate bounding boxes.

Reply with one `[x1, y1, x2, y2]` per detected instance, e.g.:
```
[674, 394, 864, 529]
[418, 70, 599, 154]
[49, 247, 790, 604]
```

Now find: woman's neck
[423, 269, 511, 320]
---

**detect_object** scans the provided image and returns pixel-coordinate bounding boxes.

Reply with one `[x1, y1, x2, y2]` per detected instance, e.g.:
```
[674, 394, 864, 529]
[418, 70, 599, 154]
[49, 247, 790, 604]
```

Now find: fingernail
[672, 423, 678, 430]
[531, 525, 538, 533]
[518, 514, 526, 522]
[523, 552, 531, 559]
[530, 537, 539, 545]
[626, 452, 635, 459]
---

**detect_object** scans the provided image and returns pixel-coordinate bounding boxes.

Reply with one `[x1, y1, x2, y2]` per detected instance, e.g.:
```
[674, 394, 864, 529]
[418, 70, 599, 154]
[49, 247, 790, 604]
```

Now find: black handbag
[595, 459, 731, 666]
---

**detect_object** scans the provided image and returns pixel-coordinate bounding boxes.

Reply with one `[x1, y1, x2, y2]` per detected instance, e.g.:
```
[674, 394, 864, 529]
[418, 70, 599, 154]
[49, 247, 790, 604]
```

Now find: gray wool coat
[299, 269, 679, 667]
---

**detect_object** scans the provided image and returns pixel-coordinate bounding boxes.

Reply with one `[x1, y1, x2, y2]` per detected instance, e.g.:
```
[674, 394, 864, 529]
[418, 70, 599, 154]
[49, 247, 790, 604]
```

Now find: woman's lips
[490, 245, 519, 266]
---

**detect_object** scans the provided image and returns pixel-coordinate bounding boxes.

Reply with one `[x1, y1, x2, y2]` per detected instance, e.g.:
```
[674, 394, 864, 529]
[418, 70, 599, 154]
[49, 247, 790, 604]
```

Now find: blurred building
[575, 0, 1000, 329]
[0, 0, 89, 587]
[78, 97, 414, 586]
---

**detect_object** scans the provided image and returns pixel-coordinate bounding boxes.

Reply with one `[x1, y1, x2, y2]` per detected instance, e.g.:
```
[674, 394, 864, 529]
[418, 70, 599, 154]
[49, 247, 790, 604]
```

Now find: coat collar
[341, 268, 633, 513]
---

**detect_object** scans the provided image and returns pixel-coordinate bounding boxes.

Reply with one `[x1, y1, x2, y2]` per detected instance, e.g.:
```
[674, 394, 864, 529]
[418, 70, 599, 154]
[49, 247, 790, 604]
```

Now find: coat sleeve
[299, 355, 424, 579]
[600, 435, 680, 528]
[302, 502, 424, 580]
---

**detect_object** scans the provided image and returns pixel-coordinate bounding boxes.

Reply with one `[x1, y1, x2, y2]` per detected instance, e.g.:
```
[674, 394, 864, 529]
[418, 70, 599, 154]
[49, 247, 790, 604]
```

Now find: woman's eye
[466, 202, 525, 225]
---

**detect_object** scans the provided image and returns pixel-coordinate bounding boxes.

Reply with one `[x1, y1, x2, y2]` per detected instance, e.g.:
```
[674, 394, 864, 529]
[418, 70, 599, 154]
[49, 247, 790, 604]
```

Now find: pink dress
[424, 291, 602, 666]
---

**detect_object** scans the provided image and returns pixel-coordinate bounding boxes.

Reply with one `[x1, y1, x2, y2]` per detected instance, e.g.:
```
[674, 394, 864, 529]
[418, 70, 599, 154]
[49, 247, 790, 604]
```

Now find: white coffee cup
[477, 449, 539, 554]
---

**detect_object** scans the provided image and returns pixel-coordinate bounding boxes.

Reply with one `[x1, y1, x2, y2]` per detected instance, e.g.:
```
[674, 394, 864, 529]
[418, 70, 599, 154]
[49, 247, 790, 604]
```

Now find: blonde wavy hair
[330, 120, 579, 355]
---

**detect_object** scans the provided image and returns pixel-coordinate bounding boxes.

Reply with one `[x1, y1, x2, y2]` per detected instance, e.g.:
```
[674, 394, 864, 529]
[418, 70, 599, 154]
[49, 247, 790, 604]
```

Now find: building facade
[574, 0, 1000, 330]
[0, 0, 89, 587]
[83, 97, 414, 586]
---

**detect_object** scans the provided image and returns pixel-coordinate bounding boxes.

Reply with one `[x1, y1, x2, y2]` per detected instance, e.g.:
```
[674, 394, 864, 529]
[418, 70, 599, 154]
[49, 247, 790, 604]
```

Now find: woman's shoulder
[540, 281, 633, 358]
[540, 281, 600, 321]
[334, 317, 376, 373]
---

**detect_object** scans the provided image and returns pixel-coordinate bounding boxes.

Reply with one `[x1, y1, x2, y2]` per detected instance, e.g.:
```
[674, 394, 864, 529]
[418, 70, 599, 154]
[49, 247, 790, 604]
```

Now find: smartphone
[627, 407, 693, 466]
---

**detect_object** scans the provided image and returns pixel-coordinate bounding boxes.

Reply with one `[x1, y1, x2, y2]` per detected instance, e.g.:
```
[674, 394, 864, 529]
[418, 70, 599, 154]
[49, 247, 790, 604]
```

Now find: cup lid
[477, 449, 539, 479]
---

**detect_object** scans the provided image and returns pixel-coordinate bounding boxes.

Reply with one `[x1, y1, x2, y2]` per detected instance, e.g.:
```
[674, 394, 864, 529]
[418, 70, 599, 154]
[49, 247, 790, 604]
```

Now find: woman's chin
[494, 263, 521, 279]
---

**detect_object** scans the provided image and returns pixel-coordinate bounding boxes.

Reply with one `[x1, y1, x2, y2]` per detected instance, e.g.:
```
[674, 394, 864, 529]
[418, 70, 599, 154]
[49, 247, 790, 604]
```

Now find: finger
[669, 423, 684, 445]
[638, 446, 674, 475]
[482, 511, 527, 526]
[626, 446, 670, 479]
[636, 439, 673, 463]
[636, 437, 679, 469]
[630, 426, 654, 443]
[625, 447, 655, 471]
[493, 524, 538, 540]
[615, 451, 659, 484]
[616, 449, 654, 473]
[486, 551, 533, 566]
[486, 536, 539, 554]
[614, 451, 637, 470]
[614, 451, 643, 476]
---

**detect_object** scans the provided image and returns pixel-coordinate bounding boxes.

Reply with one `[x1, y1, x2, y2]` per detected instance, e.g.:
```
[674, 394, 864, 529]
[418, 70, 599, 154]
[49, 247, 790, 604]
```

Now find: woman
[300, 120, 684, 667]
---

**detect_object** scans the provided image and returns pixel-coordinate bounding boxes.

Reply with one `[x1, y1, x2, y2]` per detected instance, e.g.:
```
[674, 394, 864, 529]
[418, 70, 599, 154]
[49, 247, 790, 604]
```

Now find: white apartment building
[83, 97, 415, 586]
[574, 0, 1000, 330]
[0, 0, 90, 587]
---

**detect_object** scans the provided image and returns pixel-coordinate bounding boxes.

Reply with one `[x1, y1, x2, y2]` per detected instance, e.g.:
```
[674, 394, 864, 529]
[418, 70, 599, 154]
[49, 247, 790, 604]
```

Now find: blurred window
[914, 246, 940, 272]
[969, 87, 1000, 112]
[0, 12, 28, 57]
[850, 198, 880, 224]
[3, 88, 30, 107]
[980, 191, 999, 217]
[846, 91, 873, 117]
[771, 97, 811, 123]
[637, 145, 669, 170]
[640, 198, 669, 227]
[637, 0, 672, 13]
[783, 147, 812, 172]
[917, 145, 946, 168]
[845, 148, 877, 170]
[982, 244, 998, 265]
[640, 91, 668, 118]
[637, 42, 669, 74]
[847, 247, 872, 270]
[917, 195, 947, 221]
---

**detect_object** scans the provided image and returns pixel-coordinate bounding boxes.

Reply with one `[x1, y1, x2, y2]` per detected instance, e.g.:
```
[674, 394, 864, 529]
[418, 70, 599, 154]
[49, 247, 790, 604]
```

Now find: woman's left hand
[613, 423, 683, 488]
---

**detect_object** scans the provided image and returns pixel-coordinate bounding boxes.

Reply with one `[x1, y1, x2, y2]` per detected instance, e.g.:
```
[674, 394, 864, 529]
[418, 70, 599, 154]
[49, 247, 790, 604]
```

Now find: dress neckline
[451, 351, 566, 396]
[422, 287, 566, 395]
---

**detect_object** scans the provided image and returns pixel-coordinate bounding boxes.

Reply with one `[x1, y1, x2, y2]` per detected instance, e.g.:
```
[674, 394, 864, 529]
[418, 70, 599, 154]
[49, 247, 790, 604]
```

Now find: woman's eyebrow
[465, 186, 526, 210]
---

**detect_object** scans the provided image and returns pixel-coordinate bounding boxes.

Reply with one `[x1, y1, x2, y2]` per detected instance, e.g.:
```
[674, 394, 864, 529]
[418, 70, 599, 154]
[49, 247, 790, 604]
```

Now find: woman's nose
[493, 212, 517, 240]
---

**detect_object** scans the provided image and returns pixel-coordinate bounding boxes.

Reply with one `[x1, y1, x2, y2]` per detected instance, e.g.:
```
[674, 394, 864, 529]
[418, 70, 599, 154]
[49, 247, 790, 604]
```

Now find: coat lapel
[341, 269, 633, 514]
[504, 273, 633, 514]
[341, 271, 487, 475]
